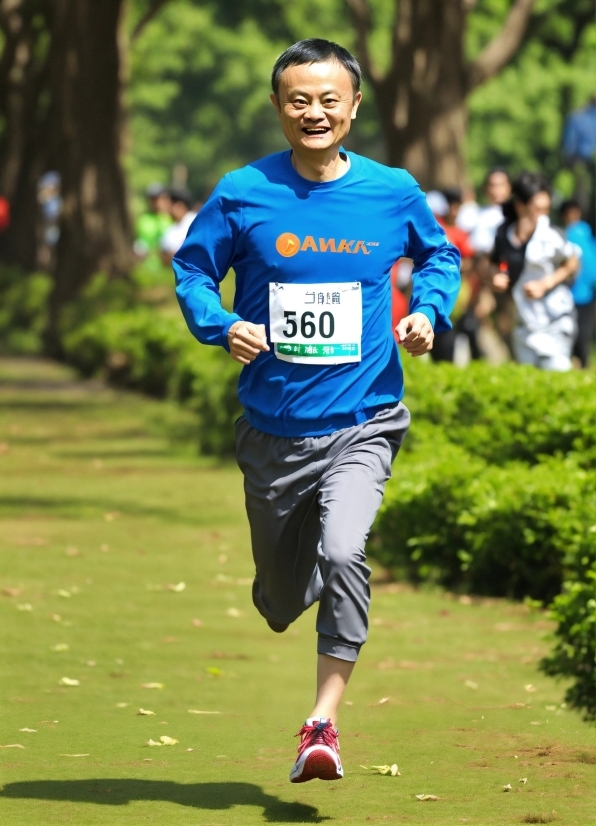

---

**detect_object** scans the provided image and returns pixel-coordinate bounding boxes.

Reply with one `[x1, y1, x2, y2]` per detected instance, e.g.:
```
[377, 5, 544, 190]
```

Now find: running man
[174, 39, 460, 783]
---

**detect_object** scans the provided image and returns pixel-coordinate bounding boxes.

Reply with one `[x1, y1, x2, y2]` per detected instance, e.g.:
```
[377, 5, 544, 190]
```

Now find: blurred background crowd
[0, 0, 594, 369]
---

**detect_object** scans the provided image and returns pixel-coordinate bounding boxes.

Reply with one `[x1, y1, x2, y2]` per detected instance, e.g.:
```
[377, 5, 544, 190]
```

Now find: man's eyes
[291, 98, 339, 107]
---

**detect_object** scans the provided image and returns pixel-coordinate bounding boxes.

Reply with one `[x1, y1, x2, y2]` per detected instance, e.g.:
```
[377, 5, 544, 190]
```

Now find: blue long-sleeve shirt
[174, 150, 460, 437]
[567, 220, 596, 306]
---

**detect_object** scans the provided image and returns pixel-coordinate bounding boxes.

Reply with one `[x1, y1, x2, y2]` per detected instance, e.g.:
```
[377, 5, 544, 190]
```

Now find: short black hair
[483, 167, 510, 188]
[442, 187, 462, 205]
[502, 171, 551, 223]
[167, 186, 193, 209]
[271, 38, 362, 96]
[560, 198, 581, 216]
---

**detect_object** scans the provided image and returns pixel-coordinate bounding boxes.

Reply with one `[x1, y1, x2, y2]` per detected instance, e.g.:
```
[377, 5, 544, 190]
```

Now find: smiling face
[271, 60, 361, 157]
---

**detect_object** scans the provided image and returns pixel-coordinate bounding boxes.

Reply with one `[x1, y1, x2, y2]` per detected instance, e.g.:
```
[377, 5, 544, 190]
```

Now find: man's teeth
[305, 128, 328, 134]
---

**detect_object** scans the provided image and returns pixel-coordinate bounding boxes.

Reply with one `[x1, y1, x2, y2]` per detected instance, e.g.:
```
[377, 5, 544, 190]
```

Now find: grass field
[0, 357, 594, 826]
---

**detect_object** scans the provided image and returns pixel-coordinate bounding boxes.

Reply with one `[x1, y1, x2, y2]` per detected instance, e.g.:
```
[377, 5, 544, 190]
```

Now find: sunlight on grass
[0, 358, 594, 825]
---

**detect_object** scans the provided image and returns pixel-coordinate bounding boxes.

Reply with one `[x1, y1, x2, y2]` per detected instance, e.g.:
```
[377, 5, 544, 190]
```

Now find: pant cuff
[317, 635, 361, 662]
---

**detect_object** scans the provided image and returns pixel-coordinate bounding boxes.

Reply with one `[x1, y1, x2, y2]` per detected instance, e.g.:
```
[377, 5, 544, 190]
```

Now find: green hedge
[0, 266, 52, 354]
[63, 304, 241, 455]
[540, 566, 596, 720]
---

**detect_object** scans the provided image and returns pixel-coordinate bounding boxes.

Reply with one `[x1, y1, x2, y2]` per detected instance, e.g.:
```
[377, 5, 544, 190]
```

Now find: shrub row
[63, 303, 241, 456]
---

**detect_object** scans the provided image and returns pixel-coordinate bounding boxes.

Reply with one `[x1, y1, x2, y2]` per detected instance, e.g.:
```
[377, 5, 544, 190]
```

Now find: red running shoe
[289, 717, 343, 783]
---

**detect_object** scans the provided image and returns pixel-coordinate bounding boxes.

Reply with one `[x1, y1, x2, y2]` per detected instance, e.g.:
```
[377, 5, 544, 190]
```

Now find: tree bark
[44, 0, 133, 349]
[347, 0, 536, 189]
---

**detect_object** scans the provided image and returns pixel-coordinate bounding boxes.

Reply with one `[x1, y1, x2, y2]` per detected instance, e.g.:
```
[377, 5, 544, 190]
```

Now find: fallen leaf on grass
[58, 677, 79, 686]
[545, 705, 557, 711]
[0, 744, 25, 749]
[51, 644, 69, 652]
[2, 587, 22, 597]
[60, 753, 89, 757]
[141, 683, 163, 689]
[166, 582, 186, 592]
[377, 697, 389, 704]
[104, 512, 121, 521]
[368, 764, 401, 776]
[17, 603, 33, 611]
[226, 608, 242, 618]
[530, 722, 542, 726]
[86, 661, 96, 667]
[503, 784, 513, 792]
[525, 684, 538, 693]
[206, 667, 223, 677]
[65, 547, 81, 557]
[19, 728, 36, 733]
[345, 701, 353, 706]
[519, 778, 528, 784]
[147, 736, 178, 747]
[50, 614, 62, 622]
[415, 794, 439, 801]
[116, 702, 129, 708]
[186, 748, 194, 752]
[57, 590, 71, 598]
[192, 618, 203, 627]
[137, 709, 155, 716]
[464, 680, 478, 690]
[188, 710, 221, 715]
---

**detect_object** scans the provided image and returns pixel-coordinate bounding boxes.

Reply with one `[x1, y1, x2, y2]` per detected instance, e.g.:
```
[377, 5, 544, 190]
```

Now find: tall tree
[44, 0, 133, 348]
[0, 0, 138, 351]
[346, 0, 536, 188]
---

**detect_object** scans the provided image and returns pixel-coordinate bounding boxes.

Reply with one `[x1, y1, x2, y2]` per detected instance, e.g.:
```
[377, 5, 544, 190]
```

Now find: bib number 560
[283, 311, 335, 339]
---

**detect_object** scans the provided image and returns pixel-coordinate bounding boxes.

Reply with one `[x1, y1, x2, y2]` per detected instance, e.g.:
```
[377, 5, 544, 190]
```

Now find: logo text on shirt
[276, 233, 374, 257]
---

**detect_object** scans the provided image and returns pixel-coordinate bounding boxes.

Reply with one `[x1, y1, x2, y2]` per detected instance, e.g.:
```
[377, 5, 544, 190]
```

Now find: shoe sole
[290, 748, 343, 783]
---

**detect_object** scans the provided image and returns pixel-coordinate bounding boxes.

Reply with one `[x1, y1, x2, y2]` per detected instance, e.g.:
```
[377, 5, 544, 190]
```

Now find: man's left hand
[395, 312, 434, 357]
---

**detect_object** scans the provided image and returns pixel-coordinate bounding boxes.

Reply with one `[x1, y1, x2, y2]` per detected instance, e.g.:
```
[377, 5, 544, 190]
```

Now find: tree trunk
[44, 0, 132, 350]
[347, 0, 536, 189]
[0, 0, 51, 269]
[373, 0, 467, 189]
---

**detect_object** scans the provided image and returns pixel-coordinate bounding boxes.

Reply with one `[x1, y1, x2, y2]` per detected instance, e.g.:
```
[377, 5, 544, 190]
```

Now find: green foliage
[0, 266, 52, 354]
[126, 0, 596, 197]
[540, 567, 596, 720]
[372, 359, 596, 717]
[62, 302, 241, 455]
[372, 447, 595, 602]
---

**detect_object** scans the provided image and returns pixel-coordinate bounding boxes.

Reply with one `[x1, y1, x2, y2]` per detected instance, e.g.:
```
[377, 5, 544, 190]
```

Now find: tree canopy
[126, 0, 595, 198]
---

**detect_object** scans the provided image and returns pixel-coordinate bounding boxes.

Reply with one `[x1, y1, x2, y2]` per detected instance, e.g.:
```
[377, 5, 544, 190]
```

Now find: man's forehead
[278, 59, 354, 92]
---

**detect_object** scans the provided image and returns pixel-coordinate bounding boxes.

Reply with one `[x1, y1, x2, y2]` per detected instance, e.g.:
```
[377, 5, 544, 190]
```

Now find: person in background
[455, 184, 479, 235]
[37, 171, 62, 270]
[441, 187, 483, 359]
[560, 199, 596, 367]
[469, 168, 511, 254]
[562, 94, 596, 230]
[160, 187, 197, 264]
[491, 172, 579, 371]
[134, 183, 172, 262]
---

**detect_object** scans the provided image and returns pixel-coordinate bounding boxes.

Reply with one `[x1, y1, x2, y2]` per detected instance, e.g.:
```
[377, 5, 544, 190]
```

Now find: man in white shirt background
[160, 187, 198, 264]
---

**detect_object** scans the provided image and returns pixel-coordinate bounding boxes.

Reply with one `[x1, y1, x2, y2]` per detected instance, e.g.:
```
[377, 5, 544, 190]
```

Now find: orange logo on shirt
[276, 232, 301, 257]
[275, 233, 373, 256]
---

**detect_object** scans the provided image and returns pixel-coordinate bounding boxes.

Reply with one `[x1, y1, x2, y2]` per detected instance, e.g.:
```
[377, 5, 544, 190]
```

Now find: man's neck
[291, 147, 349, 183]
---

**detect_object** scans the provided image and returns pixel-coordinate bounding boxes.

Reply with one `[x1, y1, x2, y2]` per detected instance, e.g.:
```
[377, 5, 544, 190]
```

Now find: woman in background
[491, 172, 579, 371]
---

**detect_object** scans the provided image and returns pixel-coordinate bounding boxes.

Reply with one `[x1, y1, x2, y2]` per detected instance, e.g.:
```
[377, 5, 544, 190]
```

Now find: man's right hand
[227, 321, 270, 364]
[492, 272, 510, 293]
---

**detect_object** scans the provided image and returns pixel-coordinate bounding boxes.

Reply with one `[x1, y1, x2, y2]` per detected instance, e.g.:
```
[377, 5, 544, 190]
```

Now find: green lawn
[0, 357, 594, 826]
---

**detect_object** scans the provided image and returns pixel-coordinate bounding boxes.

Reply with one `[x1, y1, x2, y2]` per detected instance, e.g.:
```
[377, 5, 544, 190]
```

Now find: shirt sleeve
[401, 175, 461, 333]
[173, 175, 243, 349]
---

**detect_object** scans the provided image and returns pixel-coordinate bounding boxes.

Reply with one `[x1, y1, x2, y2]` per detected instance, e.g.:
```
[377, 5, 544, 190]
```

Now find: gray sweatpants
[235, 404, 410, 662]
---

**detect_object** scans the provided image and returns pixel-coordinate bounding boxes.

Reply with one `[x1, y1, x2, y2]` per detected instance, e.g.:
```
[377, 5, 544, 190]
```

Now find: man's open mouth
[302, 127, 330, 135]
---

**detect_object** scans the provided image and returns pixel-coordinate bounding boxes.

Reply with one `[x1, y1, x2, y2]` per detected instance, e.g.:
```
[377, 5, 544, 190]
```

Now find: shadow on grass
[0, 779, 329, 823]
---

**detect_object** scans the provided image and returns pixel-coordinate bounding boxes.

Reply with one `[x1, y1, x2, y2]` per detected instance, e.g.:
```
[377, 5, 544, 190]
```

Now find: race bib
[269, 282, 362, 364]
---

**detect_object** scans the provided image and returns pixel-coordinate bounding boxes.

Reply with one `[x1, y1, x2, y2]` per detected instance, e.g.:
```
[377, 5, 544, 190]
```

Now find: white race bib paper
[269, 282, 362, 364]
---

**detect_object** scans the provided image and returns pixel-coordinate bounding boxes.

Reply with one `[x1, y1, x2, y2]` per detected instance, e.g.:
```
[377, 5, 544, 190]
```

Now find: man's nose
[304, 101, 324, 120]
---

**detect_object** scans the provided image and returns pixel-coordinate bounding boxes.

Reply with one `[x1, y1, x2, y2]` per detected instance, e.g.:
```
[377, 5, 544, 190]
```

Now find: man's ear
[270, 93, 281, 115]
[351, 91, 362, 121]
